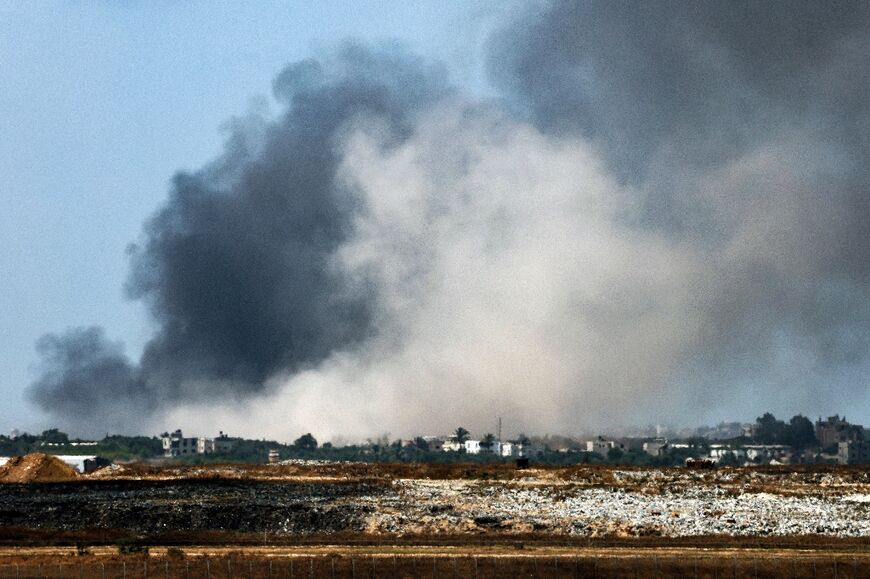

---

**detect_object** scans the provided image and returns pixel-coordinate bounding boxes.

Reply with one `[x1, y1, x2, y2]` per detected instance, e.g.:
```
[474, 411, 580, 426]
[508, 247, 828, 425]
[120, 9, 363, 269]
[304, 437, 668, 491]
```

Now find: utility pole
[497, 416, 502, 441]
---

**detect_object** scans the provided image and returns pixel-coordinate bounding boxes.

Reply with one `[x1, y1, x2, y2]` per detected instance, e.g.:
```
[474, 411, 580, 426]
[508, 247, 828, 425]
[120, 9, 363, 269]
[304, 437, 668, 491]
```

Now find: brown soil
[0, 453, 79, 483]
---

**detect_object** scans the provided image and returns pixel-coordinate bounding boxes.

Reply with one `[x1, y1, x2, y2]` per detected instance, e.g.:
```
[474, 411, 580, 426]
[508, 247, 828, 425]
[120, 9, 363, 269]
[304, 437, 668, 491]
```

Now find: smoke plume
[30, 3, 870, 438]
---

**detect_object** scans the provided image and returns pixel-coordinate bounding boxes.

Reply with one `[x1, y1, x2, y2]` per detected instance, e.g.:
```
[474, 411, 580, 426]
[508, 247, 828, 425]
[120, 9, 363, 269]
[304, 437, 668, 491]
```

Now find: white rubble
[357, 470, 870, 537]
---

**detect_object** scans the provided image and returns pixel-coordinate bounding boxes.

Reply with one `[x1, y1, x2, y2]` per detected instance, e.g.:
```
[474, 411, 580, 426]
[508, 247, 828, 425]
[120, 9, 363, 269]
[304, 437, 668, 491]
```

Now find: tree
[786, 415, 816, 450]
[414, 437, 430, 452]
[454, 427, 470, 444]
[482, 433, 496, 452]
[753, 413, 786, 444]
[40, 428, 69, 444]
[293, 433, 318, 450]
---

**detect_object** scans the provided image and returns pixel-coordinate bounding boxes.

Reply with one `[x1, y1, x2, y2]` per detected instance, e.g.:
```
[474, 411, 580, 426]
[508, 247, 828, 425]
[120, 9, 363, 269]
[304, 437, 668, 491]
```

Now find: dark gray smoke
[30, 44, 451, 425]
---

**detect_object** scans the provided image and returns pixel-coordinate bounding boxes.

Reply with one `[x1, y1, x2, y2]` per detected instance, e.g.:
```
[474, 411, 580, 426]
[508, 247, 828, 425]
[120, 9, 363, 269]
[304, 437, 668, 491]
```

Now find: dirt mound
[0, 453, 79, 483]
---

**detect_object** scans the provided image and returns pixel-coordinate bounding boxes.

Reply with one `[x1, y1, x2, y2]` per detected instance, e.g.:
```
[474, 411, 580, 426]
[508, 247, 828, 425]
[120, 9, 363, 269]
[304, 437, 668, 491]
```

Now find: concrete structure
[838, 441, 870, 465]
[643, 439, 669, 457]
[464, 440, 481, 454]
[708, 445, 746, 462]
[586, 438, 614, 457]
[441, 437, 461, 452]
[54, 455, 108, 473]
[743, 444, 789, 462]
[423, 436, 444, 452]
[816, 415, 864, 448]
[162, 429, 233, 457]
[214, 432, 236, 453]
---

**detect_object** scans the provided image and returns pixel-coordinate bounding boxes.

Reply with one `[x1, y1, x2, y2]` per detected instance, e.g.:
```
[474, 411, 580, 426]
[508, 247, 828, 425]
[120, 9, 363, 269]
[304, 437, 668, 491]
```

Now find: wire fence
[0, 554, 866, 579]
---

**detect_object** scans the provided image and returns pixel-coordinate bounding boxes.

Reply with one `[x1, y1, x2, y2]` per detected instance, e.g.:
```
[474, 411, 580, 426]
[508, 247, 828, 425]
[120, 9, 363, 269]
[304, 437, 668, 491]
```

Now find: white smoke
[159, 102, 720, 441]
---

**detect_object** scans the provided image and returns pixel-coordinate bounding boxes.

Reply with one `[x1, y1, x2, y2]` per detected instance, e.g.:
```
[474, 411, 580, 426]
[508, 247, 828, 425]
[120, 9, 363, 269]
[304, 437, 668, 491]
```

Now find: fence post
[102, 562, 105, 579]
[351, 558, 356, 579]
[331, 557, 335, 579]
[474, 556, 478, 579]
[309, 557, 313, 579]
[123, 561, 126, 579]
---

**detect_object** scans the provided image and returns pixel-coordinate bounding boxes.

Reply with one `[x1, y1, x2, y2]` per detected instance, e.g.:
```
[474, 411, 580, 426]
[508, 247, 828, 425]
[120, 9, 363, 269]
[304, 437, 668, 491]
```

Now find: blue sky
[0, 2, 502, 434]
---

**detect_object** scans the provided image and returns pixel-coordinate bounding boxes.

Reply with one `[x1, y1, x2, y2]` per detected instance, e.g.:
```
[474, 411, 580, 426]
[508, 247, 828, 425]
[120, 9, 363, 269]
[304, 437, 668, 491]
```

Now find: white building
[587, 438, 614, 456]
[464, 440, 481, 454]
[441, 437, 462, 452]
[643, 440, 669, 457]
[708, 445, 746, 462]
[162, 429, 234, 457]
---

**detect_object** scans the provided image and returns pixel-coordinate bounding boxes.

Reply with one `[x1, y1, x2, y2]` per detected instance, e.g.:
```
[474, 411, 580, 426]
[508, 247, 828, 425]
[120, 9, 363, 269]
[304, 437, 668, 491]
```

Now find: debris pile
[0, 453, 79, 483]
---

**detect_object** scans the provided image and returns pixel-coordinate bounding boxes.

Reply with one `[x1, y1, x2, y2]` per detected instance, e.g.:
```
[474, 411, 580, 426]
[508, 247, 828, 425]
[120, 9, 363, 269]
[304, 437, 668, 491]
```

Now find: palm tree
[454, 427, 470, 444]
[482, 433, 496, 452]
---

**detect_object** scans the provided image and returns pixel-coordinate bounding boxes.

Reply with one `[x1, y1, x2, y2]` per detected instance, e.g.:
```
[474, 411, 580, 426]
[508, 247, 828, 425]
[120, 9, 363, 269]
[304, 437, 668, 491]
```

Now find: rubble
[0, 464, 867, 538]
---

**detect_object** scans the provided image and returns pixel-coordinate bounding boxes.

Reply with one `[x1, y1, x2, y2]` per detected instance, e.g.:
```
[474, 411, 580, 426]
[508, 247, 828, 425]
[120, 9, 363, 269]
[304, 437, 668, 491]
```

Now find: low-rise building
[162, 429, 233, 457]
[586, 438, 614, 457]
[643, 439, 669, 457]
[214, 431, 236, 453]
[423, 436, 444, 452]
[708, 445, 746, 462]
[464, 440, 481, 454]
[441, 437, 461, 452]
[838, 441, 870, 465]
[816, 415, 864, 447]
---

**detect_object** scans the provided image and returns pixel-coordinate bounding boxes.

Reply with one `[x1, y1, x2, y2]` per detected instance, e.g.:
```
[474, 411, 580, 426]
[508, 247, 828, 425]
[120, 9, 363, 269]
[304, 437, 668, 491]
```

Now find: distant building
[743, 444, 789, 462]
[816, 415, 864, 447]
[838, 441, 870, 465]
[643, 439, 669, 457]
[214, 431, 236, 453]
[162, 429, 233, 457]
[441, 436, 463, 452]
[423, 436, 444, 452]
[464, 440, 481, 455]
[708, 446, 746, 462]
[586, 437, 614, 457]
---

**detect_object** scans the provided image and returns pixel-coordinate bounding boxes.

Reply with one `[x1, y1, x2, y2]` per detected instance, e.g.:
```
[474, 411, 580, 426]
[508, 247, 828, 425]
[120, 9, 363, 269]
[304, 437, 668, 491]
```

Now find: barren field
[1, 459, 869, 576]
[3, 459, 870, 539]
